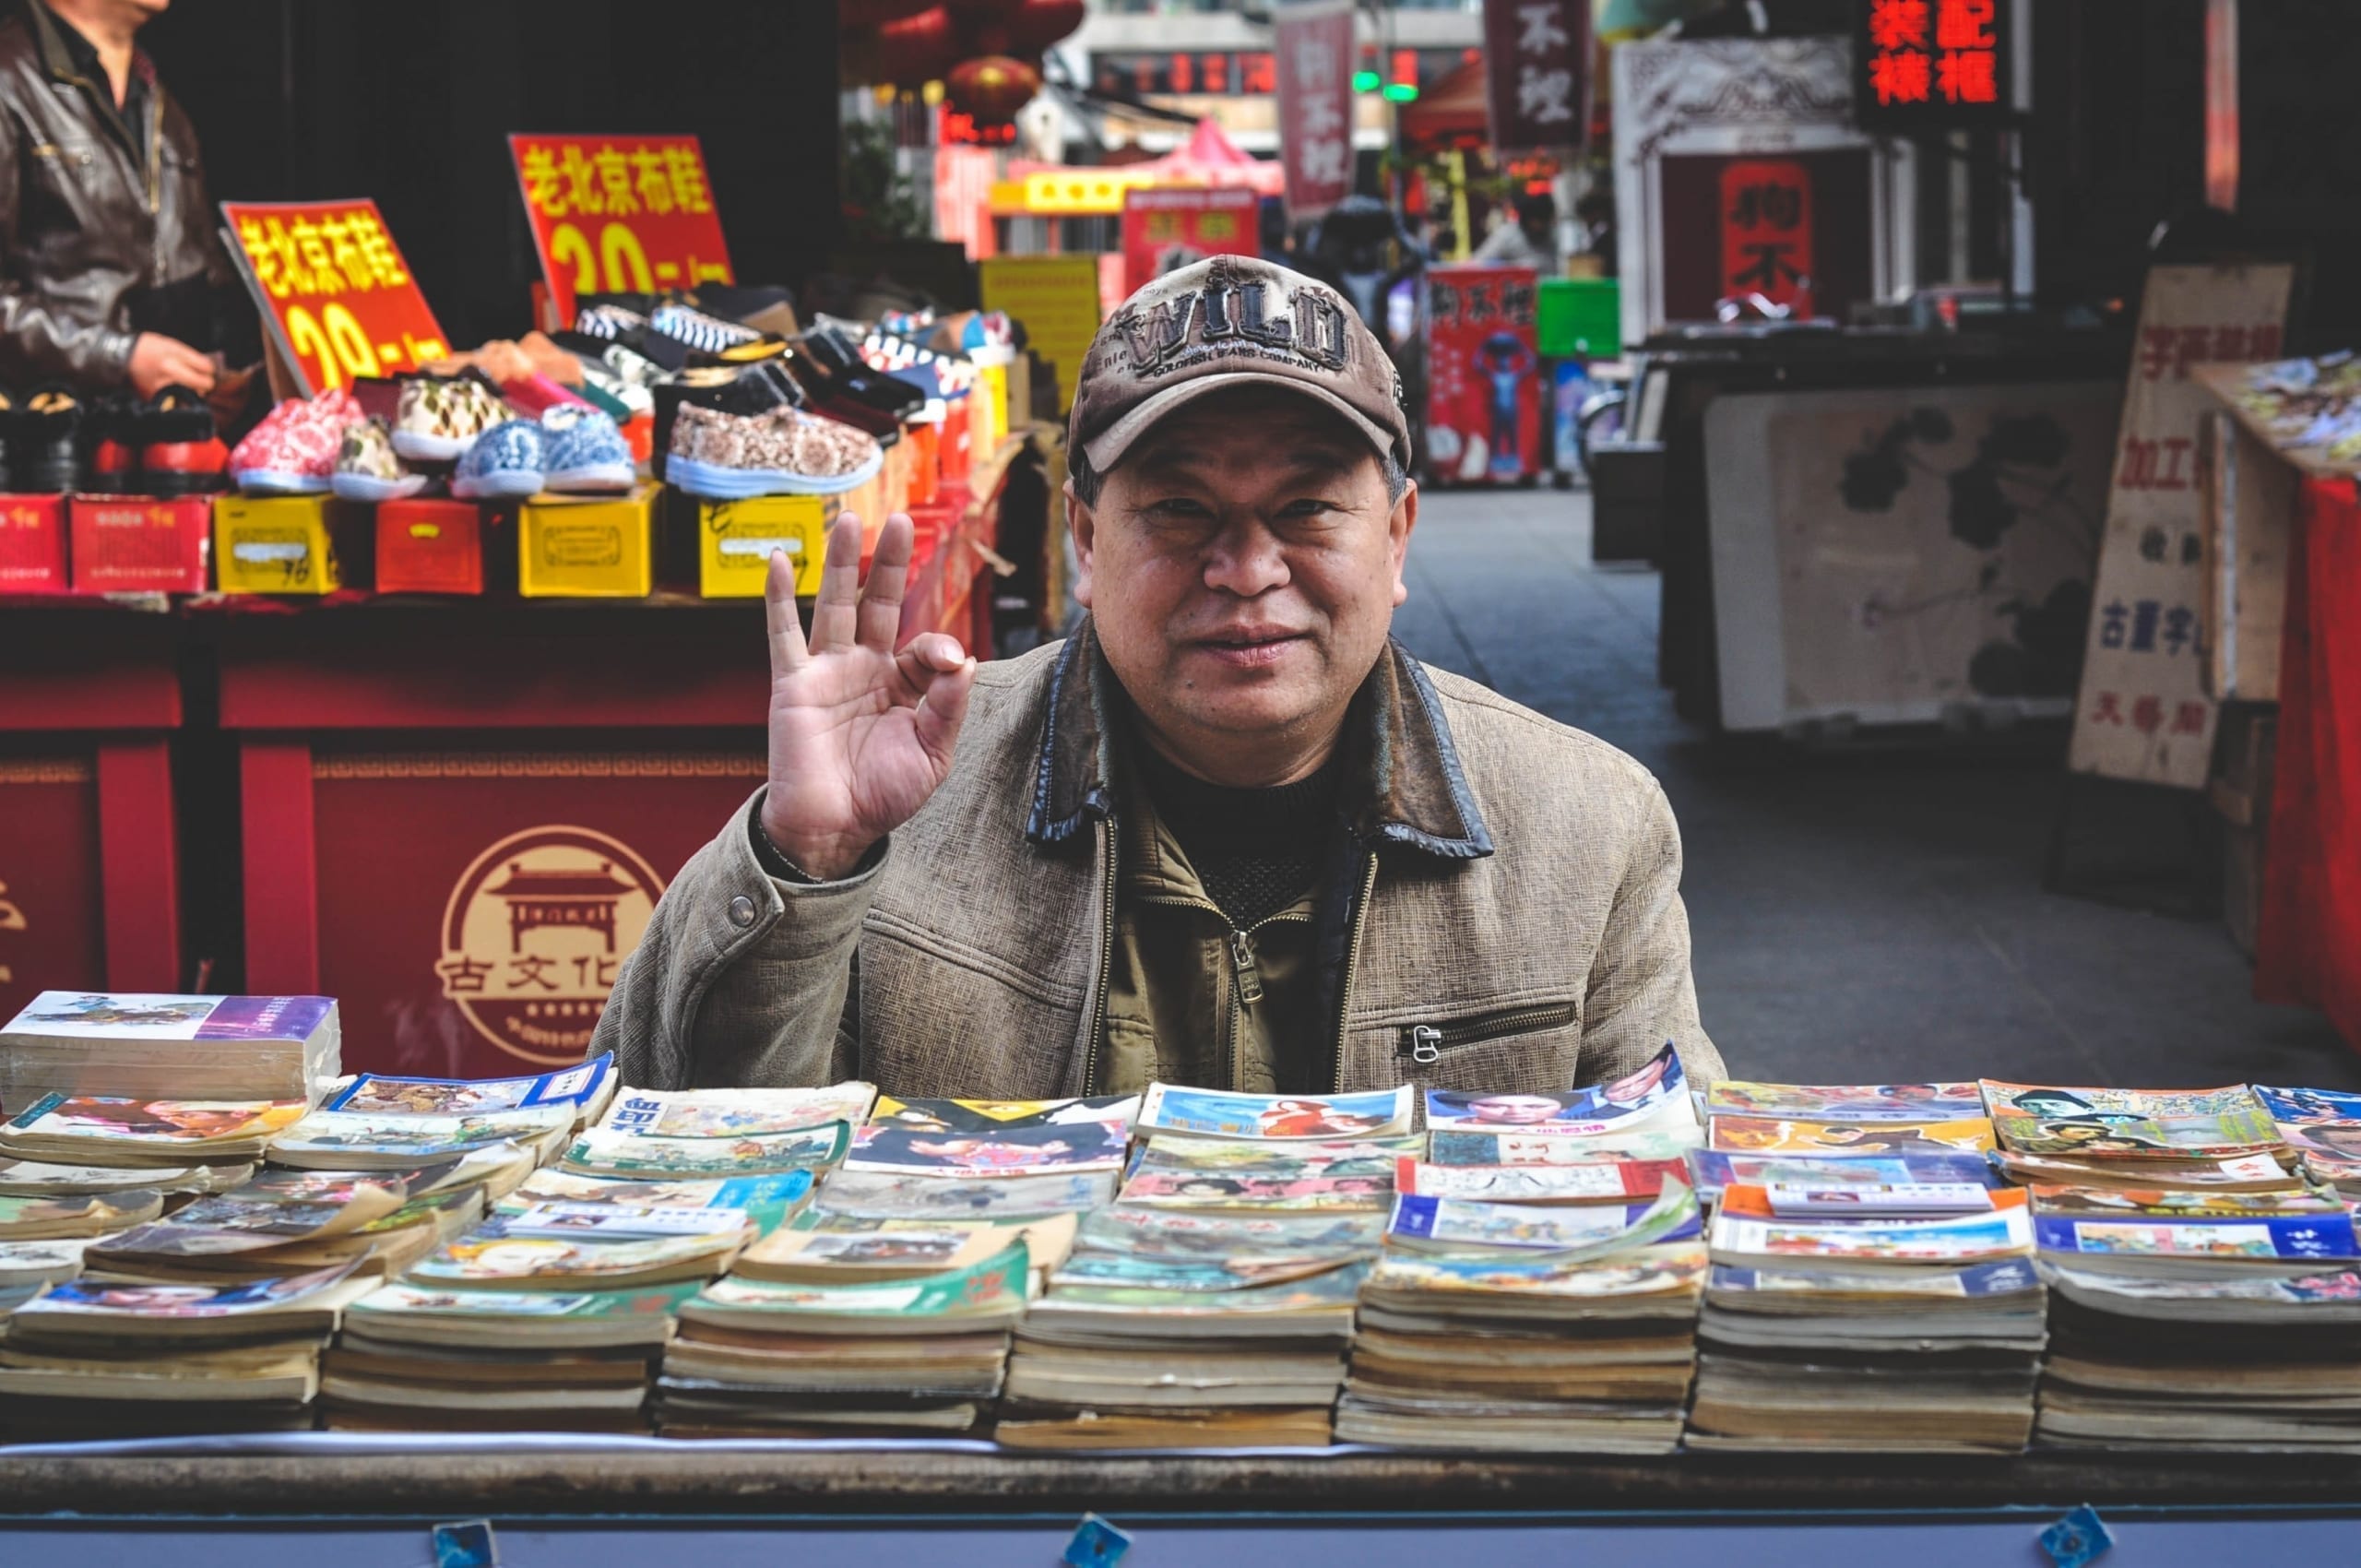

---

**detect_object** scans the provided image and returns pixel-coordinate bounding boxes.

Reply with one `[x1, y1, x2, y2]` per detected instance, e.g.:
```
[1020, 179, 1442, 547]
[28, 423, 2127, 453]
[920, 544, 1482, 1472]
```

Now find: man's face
[1071, 387, 1415, 780]
[1471, 1095, 1565, 1125]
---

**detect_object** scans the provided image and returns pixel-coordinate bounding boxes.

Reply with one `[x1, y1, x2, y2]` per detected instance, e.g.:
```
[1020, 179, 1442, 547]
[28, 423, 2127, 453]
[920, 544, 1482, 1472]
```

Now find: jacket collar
[28, 4, 154, 154]
[1025, 619, 1494, 861]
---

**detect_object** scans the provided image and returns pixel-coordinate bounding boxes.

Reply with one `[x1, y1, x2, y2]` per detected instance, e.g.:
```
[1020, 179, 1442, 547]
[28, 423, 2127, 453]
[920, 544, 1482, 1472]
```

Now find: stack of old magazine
[996, 1083, 1409, 1449]
[326, 1071, 841, 1433]
[1687, 1080, 2046, 1454]
[0, 992, 343, 1111]
[1336, 1044, 1709, 1454]
[1990, 1078, 2361, 1453]
[656, 1091, 1122, 1437]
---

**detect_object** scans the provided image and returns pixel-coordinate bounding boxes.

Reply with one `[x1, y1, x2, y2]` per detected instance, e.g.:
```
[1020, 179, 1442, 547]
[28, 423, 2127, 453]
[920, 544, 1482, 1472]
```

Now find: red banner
[1718, 159, 1815, 317]
[1121, 187, 1262, 298]
[1484, 0, 1591, 155]
[509, 134, 734, 327]
[221, 200, 449, 397]
[1275, 2, 1356, 220]
[1423, 265, 1541, 485]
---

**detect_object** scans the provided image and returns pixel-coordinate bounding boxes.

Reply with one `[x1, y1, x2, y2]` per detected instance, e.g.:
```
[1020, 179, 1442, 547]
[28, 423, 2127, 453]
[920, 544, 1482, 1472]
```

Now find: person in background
[0, 0, 251, 407]
[1474, 189, 1562, 275]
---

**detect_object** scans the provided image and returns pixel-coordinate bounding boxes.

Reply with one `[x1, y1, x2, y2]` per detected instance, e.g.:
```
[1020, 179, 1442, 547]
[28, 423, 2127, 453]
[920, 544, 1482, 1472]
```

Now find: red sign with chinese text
[1423, 265, 1541, 485]
[221, 200, 449, 398]
[1859, 0, 2009, 130]
[1484, 0, 1591, 155]
[1275, 3, 1356, 221]
[0, 763, 104, 1028]
[1121, 187, 1262, 297]
[1718, 160, 1816, 317]
[508, 135, 734, 327]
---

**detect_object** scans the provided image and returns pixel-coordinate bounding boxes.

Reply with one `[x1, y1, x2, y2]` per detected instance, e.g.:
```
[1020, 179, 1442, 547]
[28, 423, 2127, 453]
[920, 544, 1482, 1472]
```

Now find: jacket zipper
[1402, 1002, 1582, 1065]
[1330, 852, 1379, 1093]
[1133, 890, 1305, 1091]
[1079, 817, 1119, 1098]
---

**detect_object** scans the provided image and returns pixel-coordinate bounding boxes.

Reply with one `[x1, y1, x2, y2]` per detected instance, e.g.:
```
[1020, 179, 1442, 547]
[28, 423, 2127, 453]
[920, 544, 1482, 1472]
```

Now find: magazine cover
[690, 1241, 1028, 1317]
[0, 1160, 200, 1193]
[562, 1122, 850, 1178]
[2033, 1212, 2361, 1263]
[3, 1095, 304, 1144]
[1394, 1158, 1686, 1205]
[2027, 1186, 2341, 1218]
[1051, 1251, 1359, 1293]
[1072, 1206, 1382, 1260]
[1137, 1083, 1413, 1140]
[810, 1169, 1115, 1220]
[349, 1280, 703, 1321]
[1718, 1184, 2025, 1221]
[598, 1083, 877, 1139]
[515, 1170, 814, 1210]
[1428, 1128, 1702, 1167]
[1037, 1261, 1370, 1314]
[18, 1259, 359, 1317]
[1708, 1257, 2041, 1299]
[409, 1225, 736, 1284]
[868, 1094, 1141, 1134]
[1991, 1149, 2300, 1189]
[1685, 1151, 1994, 1200]
[1705, 1080, 1987, 1122]
[270, 1105, 570, 1158]
[1759, 1181, 1997, 1218]
[2043, 1263, 2361, 1305]
[327, 1054, 612, 1117]
[1707, 1206, 2035, 1265]
[1421, 1042, 1687, 1134]
[1131, 1136, 1419, 1174]
[1706, 1115, 1994, 1157]
[842, 1117, 1132, 1179]
[494, 1202, 760, 1241]
[1389, 1184, 1702, 1253]
[4, 992, 333, 1040]
[1369, 1243, 1708, 1299]
[2254, 1085, 2361, 1127]
[1117, 1170, 1394, 1211]
[1980, 1080, 2281, 1156]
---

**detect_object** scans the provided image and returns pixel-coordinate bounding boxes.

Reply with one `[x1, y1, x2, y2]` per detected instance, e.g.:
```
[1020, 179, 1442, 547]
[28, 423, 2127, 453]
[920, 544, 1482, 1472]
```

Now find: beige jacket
[591, 626, 1722, 1098]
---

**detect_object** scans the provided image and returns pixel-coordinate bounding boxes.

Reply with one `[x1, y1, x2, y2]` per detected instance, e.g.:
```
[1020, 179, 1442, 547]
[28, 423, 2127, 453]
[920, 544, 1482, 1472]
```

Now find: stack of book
[0, 1259, 375, 1438]
[0, 1093, 302, 1173]
[994, 1084, 1410, 1449]
[1684, 1081, 2046, 1453]
[656, 1092, 1128, 1436]
[2257, 1084, 2361, 1200]
[0, 992, 342, 1110]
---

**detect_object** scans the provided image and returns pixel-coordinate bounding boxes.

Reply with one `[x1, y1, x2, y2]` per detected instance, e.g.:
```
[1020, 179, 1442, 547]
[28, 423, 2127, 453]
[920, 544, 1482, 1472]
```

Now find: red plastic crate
[69, 494, 209, 593]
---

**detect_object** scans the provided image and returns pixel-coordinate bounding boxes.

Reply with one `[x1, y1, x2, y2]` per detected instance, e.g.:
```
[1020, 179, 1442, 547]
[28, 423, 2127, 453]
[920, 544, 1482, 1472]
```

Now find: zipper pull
[1408, 1025, 1442, 1065]
[1229, 930, 1264, 1006]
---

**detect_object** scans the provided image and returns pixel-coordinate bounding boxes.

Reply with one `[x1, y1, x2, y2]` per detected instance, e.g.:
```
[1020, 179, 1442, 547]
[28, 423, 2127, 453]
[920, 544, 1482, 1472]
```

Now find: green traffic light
[1351, 69, 1381, 91]
[1381, 81, 1419, 101]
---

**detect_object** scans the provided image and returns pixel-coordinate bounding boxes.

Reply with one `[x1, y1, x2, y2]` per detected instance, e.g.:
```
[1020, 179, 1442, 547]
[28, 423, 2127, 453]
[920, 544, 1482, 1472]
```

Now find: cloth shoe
[451, 418, 548, 499]
[540, 405, 634, 493]
[331, 416, 429, 502]
[392, 374, 509, 462]
[230, 388, 364, 494]
[667, 403, 882, 499]
[135, 385, 230, 496]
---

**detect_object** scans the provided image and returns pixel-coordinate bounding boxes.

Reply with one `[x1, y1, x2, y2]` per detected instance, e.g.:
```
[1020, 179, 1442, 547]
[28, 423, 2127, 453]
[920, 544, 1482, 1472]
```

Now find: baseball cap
[1068, 255, 1411, 475]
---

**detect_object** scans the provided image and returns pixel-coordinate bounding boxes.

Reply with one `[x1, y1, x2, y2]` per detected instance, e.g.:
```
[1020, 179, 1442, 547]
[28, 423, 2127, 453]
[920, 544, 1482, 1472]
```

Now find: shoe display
[539, 405, 635, 493]
[450, 418, 548, 499]
[135, 385, 231, 496]
[12, 386, 84, 493]
[228, 388, 365, 494]
[649, 363, 796, 484]
[392, 374, 509, 463]
[651, 302, 766, 356]
[330, 416, 430, 503]
[667, 403, 883, 499]
[82, 390, 141, 492]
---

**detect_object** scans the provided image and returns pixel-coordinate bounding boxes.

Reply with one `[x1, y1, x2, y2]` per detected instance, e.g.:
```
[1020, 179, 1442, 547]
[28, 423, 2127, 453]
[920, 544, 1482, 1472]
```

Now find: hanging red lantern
[943, 53, 1042, 127]
[1004, 0, 1086, 53]
[872, 6, 963, 86]
[839, 0, 942, 27]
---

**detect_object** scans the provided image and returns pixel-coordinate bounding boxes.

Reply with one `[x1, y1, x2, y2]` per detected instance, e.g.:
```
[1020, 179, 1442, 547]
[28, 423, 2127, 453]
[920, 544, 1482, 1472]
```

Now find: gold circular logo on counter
[436, 826, 665, 1065]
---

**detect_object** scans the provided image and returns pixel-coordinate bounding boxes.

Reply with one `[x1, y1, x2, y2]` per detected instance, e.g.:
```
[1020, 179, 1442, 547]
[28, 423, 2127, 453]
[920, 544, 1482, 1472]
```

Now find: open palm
[759, 513, 976, 880]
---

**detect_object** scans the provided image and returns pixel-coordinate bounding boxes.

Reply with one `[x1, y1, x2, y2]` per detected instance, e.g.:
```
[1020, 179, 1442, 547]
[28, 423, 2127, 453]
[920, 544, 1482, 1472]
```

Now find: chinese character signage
[1121, 187, 1262, 298]
[2069, 263, 2294, 788]
[1858, 0, 2011, 132]
[1424, 264, 1541, 485]
[978, 255, 1103, 416]
[1719, 160, 1815, 316]
[508, 134, 734, 327]
[1275, 2, 1356, 221]
[1485, 0, 1591, 155]
[220, 200, 448, 397]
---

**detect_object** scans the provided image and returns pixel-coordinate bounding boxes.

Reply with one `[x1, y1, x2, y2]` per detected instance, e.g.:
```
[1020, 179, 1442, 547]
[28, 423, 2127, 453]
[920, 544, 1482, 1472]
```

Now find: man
[595, 255, 1720, 1099]
[1473, 190, 1561, 275]
[0, 0, 243, 398]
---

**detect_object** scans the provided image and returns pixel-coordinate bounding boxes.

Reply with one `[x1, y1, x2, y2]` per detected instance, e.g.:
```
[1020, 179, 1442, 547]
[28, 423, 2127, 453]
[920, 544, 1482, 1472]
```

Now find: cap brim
[1082, 371, 1400, 475]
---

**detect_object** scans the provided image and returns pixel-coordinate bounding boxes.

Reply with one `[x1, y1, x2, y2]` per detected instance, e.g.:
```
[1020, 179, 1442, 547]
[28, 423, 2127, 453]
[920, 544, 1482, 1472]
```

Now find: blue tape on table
[433, 1519, 499, 1568]
[1063, 1513, 1133, 1568]
[2039, 1504, 2114, 1568]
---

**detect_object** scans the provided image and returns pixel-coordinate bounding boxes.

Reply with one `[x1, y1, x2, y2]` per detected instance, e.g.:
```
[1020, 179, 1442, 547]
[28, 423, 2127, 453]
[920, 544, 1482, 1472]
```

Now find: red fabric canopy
[1135, 119, 1284, 196]
[1400, 56, 1489, 149]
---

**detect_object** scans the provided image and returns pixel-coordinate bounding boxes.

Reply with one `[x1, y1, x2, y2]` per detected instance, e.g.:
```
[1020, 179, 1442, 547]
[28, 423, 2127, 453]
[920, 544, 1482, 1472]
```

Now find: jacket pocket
[1400, 1002, 1581, 1065]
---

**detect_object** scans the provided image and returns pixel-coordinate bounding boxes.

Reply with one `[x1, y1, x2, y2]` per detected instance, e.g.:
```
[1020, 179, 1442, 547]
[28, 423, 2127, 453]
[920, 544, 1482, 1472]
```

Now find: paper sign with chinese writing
[1485, 0, 1591, 154]
[1424, 265, 1541, 485]
[1719, 160, 1815, 316]
[1121, 187, 1261, 298]
[2069, 263, 2293, 787]
[1858, 0, 2011, 132]
[1275, 2, 1355, 221]
[220, 200, 448, 398]
[979, 255, 1102, 417]
[509, 135, 733, 327]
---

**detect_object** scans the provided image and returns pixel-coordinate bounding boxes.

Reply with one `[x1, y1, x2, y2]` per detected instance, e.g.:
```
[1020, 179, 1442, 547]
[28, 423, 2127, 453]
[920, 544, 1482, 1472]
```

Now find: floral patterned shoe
[540, 406, 635, 493]
[392, 374, 509, 463]
[230, 388, 364, 494]
[666, 404, 883, 499]
[330, 416, 429, 502]
[451, 418, 548, 500]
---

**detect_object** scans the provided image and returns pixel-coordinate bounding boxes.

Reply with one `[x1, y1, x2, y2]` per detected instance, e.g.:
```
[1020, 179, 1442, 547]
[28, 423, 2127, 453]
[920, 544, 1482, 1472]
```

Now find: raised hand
[757, 512, 977, 880]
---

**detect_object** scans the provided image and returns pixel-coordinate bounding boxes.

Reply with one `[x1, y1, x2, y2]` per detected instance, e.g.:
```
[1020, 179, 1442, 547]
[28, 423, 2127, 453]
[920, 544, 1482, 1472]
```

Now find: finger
[892, 631, 967, 695]
[856, 513, 916, 653]
[911, 656, 978, 766]
[764, 548, 809, 676]
[808, 514, 864, 653]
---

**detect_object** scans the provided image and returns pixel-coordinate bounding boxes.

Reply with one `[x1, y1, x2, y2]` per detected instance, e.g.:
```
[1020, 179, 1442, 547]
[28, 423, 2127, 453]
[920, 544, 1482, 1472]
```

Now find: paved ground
[1388, 485, 2360, 1091]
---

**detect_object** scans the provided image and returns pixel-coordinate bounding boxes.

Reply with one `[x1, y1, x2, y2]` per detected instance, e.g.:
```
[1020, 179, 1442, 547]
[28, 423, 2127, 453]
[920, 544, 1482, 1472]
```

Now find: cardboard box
[518, 485, 655, 598]
[214, 494, 355, 595]
[376, 497, 486, 595]
[69, 494, 209, 593]
[697, 494, 833, 599]
[0, 493, 67, 593]
[906, 421, 941, 508]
